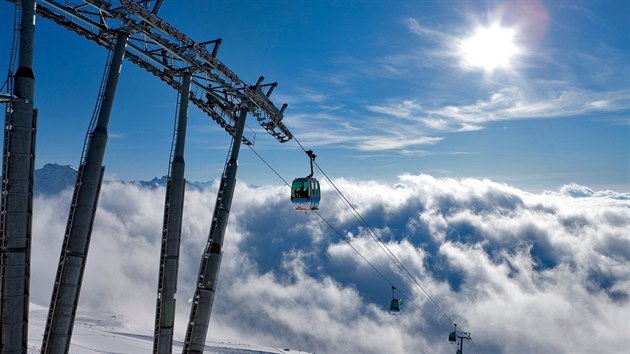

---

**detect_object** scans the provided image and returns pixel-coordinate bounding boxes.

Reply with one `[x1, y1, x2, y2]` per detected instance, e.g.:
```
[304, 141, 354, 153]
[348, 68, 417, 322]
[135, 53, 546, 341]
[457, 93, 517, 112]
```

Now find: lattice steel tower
[1, 1, 293, 353]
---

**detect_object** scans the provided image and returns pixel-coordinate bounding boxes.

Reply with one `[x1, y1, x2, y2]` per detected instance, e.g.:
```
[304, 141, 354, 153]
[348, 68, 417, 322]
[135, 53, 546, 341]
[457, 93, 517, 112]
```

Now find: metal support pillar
[41, 31, 129, 354]
[0, 0, 37, 352]
[153, 73, 191, 354]
[449, 324, 471, 354]
[183, 108, 248, 353]
[152, 0, 165, 14]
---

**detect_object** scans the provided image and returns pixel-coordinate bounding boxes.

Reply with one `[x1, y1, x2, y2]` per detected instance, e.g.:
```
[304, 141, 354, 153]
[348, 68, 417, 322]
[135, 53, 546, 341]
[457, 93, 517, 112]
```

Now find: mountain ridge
[33, 163, 215, 195]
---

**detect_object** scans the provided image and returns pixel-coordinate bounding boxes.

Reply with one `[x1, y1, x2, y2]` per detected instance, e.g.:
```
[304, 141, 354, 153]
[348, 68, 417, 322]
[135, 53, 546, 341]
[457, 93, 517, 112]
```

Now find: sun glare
[460, 24, 519, 71]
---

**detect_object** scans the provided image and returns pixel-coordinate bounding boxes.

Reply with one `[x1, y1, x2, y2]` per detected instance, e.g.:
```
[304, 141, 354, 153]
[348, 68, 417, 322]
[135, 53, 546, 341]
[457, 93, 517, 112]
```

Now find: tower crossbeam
[7, 0, 292, 144]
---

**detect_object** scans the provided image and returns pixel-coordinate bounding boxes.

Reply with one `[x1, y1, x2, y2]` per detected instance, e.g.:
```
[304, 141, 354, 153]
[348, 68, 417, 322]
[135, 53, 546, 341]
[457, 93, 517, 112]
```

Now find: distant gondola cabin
[449, 331, 457, 342]
[291, 177, 320, 211]
[389, 297, 401, 314]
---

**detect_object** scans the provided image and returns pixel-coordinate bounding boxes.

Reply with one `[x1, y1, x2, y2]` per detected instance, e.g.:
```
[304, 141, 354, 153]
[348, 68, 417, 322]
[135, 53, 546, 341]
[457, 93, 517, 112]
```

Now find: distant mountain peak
[33, 163, 214, 195]
[34, 163, 78, 195]
[149, 175, 168, 185]
[40, 162, 78, 171]
[128, 175, 214, 190]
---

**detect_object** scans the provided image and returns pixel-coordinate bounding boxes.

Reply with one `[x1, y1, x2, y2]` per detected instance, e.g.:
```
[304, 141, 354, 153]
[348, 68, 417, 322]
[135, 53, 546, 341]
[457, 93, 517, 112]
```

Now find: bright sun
[460, 24, 519, 71]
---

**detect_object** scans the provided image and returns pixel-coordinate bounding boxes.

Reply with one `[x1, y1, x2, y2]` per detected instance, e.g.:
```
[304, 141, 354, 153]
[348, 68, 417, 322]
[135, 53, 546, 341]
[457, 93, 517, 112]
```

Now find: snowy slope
[34, 163, 78, 195]
[28, 304, 313, 354]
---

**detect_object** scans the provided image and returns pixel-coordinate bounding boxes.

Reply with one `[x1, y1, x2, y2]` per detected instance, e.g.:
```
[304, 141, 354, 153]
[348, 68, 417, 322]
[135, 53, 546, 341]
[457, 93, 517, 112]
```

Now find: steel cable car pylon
[449, 323, 472, 354]
[183, 107, 248, 353]
[0, 0, 37, 351]
[153, 72, 192, 354]
[41, 31, 129, 354]
[290, 150, 320, 211]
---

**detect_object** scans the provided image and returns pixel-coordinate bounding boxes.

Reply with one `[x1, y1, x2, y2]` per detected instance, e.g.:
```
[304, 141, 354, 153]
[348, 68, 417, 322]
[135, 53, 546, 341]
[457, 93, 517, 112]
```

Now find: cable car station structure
[1, 1, 473, 353]
[0, 0, 292, 352]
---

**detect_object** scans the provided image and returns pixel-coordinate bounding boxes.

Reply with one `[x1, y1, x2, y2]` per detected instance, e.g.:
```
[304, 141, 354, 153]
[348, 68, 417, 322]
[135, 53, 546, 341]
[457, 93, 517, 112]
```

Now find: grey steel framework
[184, 108, 248, 353]
[41, 31, 129, 353]
[0, 0, 37, 352]
[1, 0, 293, 353]
[154, 72, 191, 353]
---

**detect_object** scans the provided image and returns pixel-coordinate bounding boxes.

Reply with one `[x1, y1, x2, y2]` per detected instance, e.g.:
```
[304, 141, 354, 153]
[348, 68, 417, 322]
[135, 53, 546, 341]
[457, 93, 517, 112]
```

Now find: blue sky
[1, 0, 628, 192]
[3, 2, 628, 352]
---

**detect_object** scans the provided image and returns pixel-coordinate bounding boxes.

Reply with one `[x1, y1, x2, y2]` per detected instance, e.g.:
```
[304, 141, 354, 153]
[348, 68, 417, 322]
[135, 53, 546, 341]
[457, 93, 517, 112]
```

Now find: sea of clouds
[30, 174, 629, 353]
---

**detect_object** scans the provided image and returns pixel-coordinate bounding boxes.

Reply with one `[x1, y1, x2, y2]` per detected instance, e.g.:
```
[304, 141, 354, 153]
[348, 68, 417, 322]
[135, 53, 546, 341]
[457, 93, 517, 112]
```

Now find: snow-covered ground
[27, 304, 313, 354]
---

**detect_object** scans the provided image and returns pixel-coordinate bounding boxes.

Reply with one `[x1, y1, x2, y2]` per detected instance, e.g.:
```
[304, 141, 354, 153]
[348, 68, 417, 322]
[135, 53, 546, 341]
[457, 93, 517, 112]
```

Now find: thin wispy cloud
[366, 100, 423, 120]
[356, 135, 443, 152]
[368, 85, 630, 132]
[403, 18, 460, 46]
[285, 82, 625, 151]
[433, 86, 630, 122]
[108, 132, 126, 140]
[556, 3, 605, 27]
[285, 109, 444, 152]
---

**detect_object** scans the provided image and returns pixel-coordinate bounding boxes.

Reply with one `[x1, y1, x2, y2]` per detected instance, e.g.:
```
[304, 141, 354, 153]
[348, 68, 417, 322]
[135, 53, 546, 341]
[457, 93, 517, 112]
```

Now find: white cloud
[284, 109, 444, 152]
[29, 175, 629, 353]
[356, 135, 443, 151]
[369, 85, 630, 133]
[404, 18, 459, 47]
[366, 100, 423, 120]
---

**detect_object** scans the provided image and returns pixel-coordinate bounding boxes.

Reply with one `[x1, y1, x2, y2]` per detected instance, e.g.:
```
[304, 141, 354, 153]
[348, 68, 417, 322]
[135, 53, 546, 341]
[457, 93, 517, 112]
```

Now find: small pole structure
[448, 323, 471, 354]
